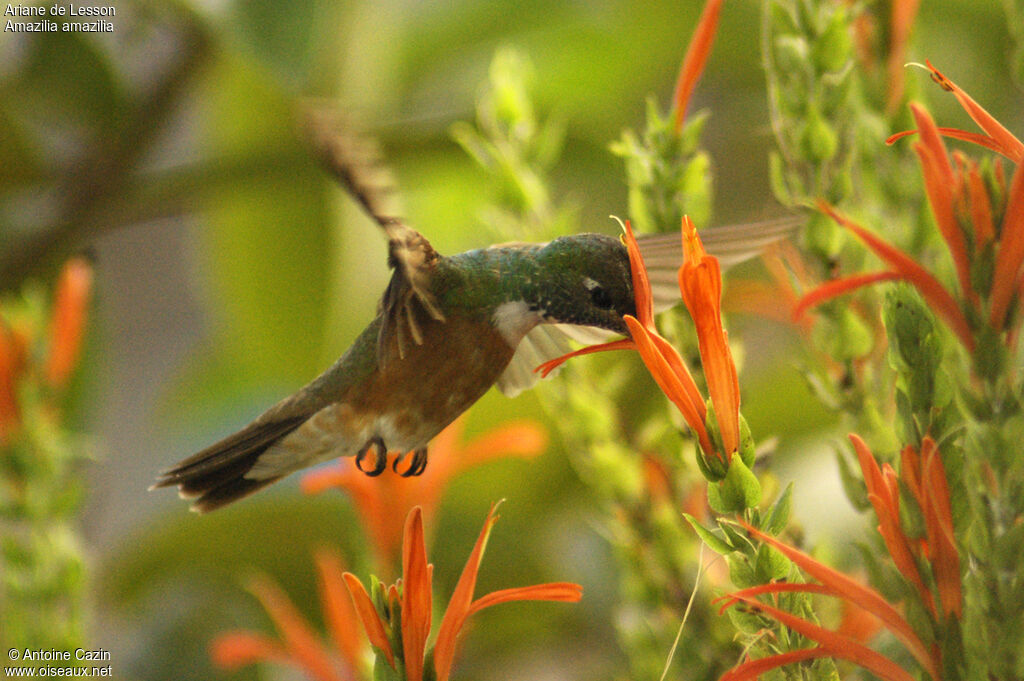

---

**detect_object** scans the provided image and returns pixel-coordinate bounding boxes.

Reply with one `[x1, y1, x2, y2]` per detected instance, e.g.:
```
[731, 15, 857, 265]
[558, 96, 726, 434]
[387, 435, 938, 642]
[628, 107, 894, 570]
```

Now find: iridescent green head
[534, 233, 635, 334]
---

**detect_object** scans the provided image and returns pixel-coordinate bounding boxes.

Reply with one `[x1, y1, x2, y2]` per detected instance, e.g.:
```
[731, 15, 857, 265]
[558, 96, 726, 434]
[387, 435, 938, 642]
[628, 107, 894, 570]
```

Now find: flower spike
[720, 648, 831, 681]
[721, 593, 918, 681]
[740, 522, 939, 678]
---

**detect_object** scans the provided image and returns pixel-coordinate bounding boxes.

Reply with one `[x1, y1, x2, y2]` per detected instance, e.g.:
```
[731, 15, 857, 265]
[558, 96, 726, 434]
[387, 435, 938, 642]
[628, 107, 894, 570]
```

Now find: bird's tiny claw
[397, 447, 428, 478]
[356, 437, 388, 477]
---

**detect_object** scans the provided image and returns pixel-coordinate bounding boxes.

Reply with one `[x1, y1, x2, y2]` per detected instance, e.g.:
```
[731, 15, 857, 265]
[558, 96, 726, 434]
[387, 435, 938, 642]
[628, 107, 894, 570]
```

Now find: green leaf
[706, 478, 727, 513]
[727, 554, 758, 589]
[836, 447, 870, 511]
[755, 544, 791, 581]
[765, 482, 794, 535]
[726, 603, 765, 635]
[714, 456, 762, 513]
[682, 513, 735, 555]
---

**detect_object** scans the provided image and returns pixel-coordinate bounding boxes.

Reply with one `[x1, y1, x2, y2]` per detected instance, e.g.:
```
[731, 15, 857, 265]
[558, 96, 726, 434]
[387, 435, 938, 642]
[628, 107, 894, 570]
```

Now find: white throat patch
[492, 300, 543, 346]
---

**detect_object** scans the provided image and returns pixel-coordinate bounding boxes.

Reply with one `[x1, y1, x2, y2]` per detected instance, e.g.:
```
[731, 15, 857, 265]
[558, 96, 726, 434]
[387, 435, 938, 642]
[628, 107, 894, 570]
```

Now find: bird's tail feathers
[150, 416, 306, 513]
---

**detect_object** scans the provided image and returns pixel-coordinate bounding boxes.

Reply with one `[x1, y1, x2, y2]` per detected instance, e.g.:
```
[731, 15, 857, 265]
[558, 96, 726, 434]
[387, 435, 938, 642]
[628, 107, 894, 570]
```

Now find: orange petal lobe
[672, 0, 723, 131]
[724, 593, 917, 681]
[210, 632, 289, 670]
[343, 573, 395, 668]
[453, 422, 547, 473]
[466, 582, 583, 618]
[819, 201, 973, 351]
[433, 503, 500, 681]
[315, 550, 366, 673]
[622, 218, 654, 327]
[401, 507, 432, 681]
[720, 647, 831, 681]
[625, 316, 714, 456]
[793, 271, 902, 320]
[535, 339, 636, 377]
[245, 574, 339, 681]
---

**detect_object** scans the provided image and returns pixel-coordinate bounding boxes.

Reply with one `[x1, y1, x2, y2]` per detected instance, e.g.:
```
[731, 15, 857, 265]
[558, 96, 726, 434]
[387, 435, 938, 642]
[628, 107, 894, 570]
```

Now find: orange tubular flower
[211, 553, 367, 681]
[0, 324, 25, 440]
[885, 0, 921, 113]
[910, 103, 974, 308]
[344, 505, 582, 681]
[850, 435, 935, 617]
[898, 437, 962, 619]
[301, 416, 546, 568]
[680, 216, 740, 456]
[45, 256, 93, 389]
[671, 0, 723, 131]
[716, 523, 941, 681]
[847, 433, 962, 654]
[989, 157, 1024, 331]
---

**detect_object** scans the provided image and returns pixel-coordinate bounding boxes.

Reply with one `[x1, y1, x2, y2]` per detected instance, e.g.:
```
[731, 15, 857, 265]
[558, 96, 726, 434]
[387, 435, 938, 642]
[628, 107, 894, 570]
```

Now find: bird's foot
[392, 447, 428, 477]
[355, 436, 388, 476]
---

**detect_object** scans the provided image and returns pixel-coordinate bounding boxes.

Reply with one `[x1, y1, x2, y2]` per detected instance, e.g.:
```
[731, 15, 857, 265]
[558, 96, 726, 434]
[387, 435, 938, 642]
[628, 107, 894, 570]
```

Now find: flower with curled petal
[343, 504, 582, 681]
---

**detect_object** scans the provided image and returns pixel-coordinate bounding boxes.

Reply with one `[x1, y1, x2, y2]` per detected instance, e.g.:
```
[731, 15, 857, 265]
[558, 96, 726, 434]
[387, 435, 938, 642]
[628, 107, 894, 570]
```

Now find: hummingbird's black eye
[589, 284, 614, 309]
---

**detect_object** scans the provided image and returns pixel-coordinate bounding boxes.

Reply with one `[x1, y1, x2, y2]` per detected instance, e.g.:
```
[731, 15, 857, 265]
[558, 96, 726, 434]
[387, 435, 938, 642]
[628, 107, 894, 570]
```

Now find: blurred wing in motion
[306, 109, 445, 360]
[637, 216, 801, 313]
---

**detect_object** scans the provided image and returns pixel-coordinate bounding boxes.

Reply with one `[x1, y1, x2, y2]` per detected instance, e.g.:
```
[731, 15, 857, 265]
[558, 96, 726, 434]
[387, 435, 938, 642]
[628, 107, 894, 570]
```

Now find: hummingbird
[152, 120, 796, 512]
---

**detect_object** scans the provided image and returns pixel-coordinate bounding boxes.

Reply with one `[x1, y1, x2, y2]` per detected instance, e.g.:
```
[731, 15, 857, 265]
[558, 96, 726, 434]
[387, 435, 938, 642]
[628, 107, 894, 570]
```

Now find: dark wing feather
[306, 110, 444, 361]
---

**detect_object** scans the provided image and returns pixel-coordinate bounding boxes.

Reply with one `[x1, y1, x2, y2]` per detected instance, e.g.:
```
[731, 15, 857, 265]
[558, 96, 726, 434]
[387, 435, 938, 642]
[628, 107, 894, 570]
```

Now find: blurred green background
[0, 0, 1018, 679]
